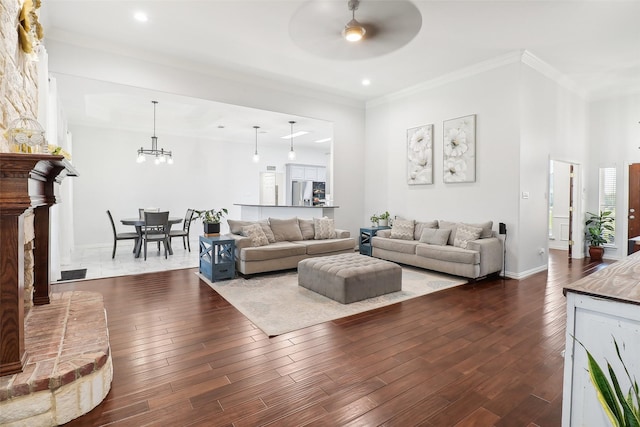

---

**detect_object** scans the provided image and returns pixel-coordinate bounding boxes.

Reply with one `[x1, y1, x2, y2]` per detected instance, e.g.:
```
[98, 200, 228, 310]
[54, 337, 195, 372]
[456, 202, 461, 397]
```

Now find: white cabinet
[290, 166, 305, 180]
[562, 256, 640, 426]
[304, 167, 317, 180]
[317, 167, 326, 181]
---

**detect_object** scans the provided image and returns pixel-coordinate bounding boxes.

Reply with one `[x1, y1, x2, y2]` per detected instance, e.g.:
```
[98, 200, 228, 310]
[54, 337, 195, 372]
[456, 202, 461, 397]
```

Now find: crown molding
[367, 50, 587, 108]
[367, 51, 525, 108]
[520, 51, 586, 99]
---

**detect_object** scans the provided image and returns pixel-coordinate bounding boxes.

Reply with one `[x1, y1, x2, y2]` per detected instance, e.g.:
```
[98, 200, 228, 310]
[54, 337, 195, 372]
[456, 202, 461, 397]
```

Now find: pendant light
[252, 125, 260, 163]
[288, 120, 296, 160]
[137, 101, 173, 164]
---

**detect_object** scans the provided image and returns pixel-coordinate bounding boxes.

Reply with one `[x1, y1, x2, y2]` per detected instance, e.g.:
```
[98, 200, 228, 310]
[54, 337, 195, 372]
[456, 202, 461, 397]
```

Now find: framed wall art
[443, 114, 476, 183]
[407, 124, 434, 185]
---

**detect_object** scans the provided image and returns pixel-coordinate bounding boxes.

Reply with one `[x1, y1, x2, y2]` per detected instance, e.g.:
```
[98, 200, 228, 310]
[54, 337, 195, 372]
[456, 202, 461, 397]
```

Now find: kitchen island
[234, 204, 339, 221]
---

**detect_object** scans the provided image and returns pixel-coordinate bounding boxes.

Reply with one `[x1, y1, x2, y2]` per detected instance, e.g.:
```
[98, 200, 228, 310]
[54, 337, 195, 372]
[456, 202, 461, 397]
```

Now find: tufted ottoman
[298, 253, 402, 304]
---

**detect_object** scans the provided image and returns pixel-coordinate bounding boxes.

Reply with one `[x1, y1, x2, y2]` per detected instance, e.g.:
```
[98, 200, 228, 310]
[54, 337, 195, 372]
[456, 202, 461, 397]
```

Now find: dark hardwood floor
[54, 250, 612, 426]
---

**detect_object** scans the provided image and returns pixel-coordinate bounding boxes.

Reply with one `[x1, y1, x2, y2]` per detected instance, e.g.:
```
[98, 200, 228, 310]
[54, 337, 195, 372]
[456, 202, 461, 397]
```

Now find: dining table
[120, 217, 183, 258]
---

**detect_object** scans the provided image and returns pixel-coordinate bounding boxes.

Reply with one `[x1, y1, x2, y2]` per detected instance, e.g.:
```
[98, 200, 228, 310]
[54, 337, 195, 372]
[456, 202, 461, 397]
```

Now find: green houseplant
[370, 214, 379, 227]
[576, 337, 639, 426]
[194, 208, 228, 235]
[585, 210, 614, 261]
[378, 211, 391, 226]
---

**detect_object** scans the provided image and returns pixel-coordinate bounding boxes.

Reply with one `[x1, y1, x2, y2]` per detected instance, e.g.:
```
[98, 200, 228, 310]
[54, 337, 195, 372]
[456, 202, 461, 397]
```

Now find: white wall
[46, 40, 366, 247]
[365, 58, 590, 278]
[72, 124, 329, 247]
[518, 63, 588, 274]
[366, 62, 521, 275]
[587, 93, 640, 259]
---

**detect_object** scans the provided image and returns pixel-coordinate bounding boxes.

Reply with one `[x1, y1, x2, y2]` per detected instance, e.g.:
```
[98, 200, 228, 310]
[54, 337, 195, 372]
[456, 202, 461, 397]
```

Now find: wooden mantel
[0, 153, 78, 376]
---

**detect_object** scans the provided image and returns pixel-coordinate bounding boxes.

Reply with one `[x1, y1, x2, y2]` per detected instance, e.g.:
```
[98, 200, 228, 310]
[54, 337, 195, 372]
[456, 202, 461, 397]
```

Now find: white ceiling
[41, 0, 640, 142]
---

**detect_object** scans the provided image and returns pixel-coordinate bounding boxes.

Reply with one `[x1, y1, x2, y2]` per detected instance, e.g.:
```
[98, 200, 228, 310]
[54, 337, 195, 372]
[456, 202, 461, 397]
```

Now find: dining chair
[107, 210, 139, 259]
[169, 208, 195, 252]
[143, 211, 170, 260]
[140, 207, 162, 250]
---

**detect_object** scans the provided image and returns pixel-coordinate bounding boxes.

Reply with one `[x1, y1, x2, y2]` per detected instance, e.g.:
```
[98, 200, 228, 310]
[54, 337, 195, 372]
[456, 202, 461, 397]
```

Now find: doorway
[628, 163, 640, 254]
[548, 160, 581, 259]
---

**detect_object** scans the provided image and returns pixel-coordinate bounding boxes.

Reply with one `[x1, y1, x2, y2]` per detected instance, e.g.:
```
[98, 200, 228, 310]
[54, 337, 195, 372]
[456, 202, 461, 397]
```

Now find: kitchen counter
[563, 250, 640, 305]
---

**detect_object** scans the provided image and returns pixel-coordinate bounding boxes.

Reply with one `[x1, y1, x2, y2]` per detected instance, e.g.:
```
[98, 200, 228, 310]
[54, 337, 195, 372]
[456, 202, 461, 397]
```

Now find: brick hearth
[0, 291, 112, 426]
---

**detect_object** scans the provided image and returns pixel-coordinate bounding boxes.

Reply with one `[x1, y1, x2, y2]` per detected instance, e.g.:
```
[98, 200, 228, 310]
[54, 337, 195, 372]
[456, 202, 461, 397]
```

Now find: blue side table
[359, 226, 391, 256]
[199, 235, 235, 281]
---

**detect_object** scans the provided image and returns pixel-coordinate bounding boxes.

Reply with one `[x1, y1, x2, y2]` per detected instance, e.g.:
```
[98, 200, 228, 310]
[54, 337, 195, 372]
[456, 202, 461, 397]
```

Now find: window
[598, 167, 616, 245]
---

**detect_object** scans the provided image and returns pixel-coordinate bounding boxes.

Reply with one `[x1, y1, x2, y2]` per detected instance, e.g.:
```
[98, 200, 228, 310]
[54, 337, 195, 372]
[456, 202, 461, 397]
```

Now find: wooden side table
[359, 226, 391, 256]
[199, 235, 235, 281]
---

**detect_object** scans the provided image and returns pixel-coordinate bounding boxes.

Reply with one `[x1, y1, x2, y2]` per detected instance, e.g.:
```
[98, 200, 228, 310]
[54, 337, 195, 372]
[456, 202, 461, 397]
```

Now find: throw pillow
[258, 220, 276, 243]
[314, 217, 336, 240]
[414, 220, 438, 241]
[241, 224, 269, 247]
[228, 219, 254, 235]
[438, 220, 459, 245]
[419, 228, 451, 246]
[453, 224, 483, 249]
[268, 217, 303, 241]
[390, 219, 415, 240]
[298, 218, 315, 240]
[462, 221, 494, 239]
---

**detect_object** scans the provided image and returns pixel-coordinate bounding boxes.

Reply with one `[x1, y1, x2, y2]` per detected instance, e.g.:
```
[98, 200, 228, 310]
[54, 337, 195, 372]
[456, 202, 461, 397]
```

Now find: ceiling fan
[289, 0, 422, 60]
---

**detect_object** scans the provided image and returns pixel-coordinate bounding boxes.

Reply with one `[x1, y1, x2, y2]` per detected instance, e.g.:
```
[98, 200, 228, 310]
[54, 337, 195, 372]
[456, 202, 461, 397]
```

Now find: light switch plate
[522, 191, 530, 199]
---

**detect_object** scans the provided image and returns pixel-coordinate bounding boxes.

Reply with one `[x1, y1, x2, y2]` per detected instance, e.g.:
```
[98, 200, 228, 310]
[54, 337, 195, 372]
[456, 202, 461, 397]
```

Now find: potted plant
[378, 211, 391, 227]
[576, 337, 639, 426]
[370, 214, 379, 227]
[194, 208, 228, 235]
[585, 210, 614, 261]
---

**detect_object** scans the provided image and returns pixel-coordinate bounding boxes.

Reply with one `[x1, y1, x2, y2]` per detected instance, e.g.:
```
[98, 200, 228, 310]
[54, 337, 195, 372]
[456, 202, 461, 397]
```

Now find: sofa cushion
[293, 238, 355, 255]
[258, 220, 276, 243]
[462, 221, 493, 238]
[438, 220, 459, 245]
[390, 219, 415, 240]
[416, 244, 480, 264]
[414, 220, 438, 241]
[454, 224, 483, 249]
[241, 224, 270, 247]
[314, 217, 337, 239]
[372, 236, 419, 254]
[239, 241, 307, 262]
[419, 228, 451, 246]
[228, 219, 254, 235]
[269, 217, 303, 242]
[298, 218, 315, 240]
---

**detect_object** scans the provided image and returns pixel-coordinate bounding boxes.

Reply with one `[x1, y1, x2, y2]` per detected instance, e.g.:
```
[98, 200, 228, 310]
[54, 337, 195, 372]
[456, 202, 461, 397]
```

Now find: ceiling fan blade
[289, 0, 422, 60]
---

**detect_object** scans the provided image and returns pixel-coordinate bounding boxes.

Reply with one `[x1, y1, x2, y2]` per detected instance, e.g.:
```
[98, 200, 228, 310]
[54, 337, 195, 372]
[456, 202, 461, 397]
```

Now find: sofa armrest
[227, 233, 252, 250]
[376, 229, 392, 238]
[466, 237, 503, 276]
[335, 229, 350, 238]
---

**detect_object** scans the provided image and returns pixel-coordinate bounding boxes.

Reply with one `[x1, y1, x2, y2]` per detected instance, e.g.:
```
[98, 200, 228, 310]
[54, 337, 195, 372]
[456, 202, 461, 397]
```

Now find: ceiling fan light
[343, 19, 366, 42]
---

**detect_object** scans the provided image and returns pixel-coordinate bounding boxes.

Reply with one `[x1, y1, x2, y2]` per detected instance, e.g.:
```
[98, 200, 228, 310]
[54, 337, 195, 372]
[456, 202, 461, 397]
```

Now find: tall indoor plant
[585, 210, 614, 261]
[194, 208, 228, 235]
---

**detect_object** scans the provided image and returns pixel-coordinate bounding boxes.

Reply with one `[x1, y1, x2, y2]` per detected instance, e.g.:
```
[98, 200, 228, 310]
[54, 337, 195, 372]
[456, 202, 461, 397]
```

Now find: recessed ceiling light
[315, 138, 331, 143]
[134, 11, 148, 22]
[362, 79, 371, 86]
[281, 131, 308, 139]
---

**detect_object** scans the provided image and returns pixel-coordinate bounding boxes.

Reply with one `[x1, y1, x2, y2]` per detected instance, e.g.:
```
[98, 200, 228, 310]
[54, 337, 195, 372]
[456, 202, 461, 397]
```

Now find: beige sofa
[371, 219, 503, 279]
[226, 217, 356, 275]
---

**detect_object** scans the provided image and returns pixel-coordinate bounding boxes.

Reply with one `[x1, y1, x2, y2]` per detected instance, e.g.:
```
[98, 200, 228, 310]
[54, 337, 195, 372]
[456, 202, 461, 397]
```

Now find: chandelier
[137, 101, 173, 164]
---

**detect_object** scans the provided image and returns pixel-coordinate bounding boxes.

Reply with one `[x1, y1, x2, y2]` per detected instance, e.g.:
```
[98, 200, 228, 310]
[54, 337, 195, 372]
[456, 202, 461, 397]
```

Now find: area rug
[197, 267, 467, 337]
